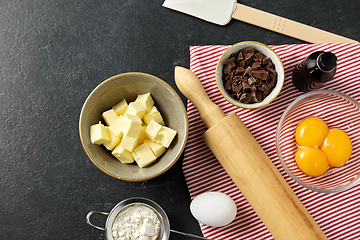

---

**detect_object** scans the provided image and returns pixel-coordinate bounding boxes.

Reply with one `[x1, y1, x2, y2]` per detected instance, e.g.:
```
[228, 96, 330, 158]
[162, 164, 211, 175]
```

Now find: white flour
[112, 204, 161, 240]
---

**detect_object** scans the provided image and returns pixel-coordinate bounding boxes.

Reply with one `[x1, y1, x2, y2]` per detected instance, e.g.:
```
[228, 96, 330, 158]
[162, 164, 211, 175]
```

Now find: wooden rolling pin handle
[174, 66, 225, 128]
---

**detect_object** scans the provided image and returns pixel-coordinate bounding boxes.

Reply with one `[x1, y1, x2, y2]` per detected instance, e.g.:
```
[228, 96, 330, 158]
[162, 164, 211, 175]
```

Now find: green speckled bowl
[79, 72, 188, 181]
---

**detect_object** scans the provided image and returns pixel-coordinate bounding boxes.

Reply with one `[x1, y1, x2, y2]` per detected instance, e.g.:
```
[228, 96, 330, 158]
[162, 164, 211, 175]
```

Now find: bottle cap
[318, 52, 337, 72]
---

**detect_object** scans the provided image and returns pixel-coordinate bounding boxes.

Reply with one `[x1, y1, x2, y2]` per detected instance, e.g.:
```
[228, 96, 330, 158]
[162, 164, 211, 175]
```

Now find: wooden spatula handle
[174, 66, 225, 128]
[232, 3, 359, 44]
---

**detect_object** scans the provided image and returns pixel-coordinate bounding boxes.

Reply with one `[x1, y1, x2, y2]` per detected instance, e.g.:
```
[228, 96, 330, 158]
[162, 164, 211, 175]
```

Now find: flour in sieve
[112, 204, 161, 240]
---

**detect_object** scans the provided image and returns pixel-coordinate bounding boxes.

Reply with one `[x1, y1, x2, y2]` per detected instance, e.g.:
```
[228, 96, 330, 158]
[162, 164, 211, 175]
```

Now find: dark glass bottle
[292, 51, 337, 92]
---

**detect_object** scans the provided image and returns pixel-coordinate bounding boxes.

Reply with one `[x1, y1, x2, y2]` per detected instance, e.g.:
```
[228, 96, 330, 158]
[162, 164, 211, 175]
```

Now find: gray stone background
[0, 0, 359, 239]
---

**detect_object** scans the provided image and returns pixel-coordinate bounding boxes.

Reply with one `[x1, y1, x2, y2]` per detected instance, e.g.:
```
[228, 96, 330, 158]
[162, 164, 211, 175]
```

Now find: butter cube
[112, 145, 134, 163]
[103, 128, 122, 151]
[112, 99, 128, 116]
[145, 119, 162, 141]
[132, 143, 157, 168]
[90, 121, 110, 145]
[125, 101, 147, 119]
[144, 139, 166, 157]
[121, 114, 142, 137]
[135, 93, 154, 112]
[154, 126, 177, 148]
[102, 108, 118, 126]
[143, 106, 164, 125]
[137, 126, 148, 146]
[120, 135, 138, 152]
[108, 115, 124, 138]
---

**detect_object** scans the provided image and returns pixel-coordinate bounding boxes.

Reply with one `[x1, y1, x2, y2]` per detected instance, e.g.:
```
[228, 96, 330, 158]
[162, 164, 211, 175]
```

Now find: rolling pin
[174, 66, 328, 240]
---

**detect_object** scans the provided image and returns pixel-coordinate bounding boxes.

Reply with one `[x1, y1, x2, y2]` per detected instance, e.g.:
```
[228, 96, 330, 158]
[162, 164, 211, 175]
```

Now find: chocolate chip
[235, 66, 245, 74]
[263, 88, 271, 98]
[251, 61, 262, 70]
[223, 65, 232, 75]
[242, 81, 251, 92]
[267, 75, 276, 89]
[233, 76, 242, 84]
[270, 72, 277, 82]
[250, 85, 257, 92]
[237, 60, 245, 68]
[223, 57, 236, 69]
[262, 57, 271, 65]
[225, 81, 232, 91]
[251, 90, 263, 103]
[239, 92, 251, 103]
[254, 52, 265, 62]
[230, 53, 237, 59]
[243, 66, 252, 77]
[245, 52, 254, 60]
[245, 55, 254, 66]
[258, 83, 269, 92]
[252, 70, 269, 81]
[242, 46, 255, 54]
[266, 67, 277, 75]
[238, 51, 244, 61]
[267, 61, 274, 68]
[248, 76, 257, 86]
[232, 84, 242, 93]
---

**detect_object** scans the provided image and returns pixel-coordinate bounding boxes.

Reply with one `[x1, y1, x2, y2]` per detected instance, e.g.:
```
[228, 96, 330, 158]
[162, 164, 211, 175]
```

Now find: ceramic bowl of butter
[216, 41, 284, 109]
[79, 72, 188, 181]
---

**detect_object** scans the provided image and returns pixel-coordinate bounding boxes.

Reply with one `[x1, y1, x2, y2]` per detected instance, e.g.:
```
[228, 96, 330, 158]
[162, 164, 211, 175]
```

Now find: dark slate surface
[0, 0, 359, 239]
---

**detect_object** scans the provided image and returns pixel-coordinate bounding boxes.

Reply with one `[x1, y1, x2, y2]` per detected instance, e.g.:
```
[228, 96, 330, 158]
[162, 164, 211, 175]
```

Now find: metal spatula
[162, 0, 358, 44]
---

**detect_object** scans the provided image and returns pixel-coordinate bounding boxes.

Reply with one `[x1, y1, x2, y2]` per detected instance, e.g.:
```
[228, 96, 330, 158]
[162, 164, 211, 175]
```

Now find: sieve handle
[86, 211, 109, 231]
[170, 229, 213, 240]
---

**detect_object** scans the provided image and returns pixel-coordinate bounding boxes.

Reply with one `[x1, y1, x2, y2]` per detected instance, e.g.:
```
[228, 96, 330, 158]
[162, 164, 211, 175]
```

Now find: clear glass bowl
[276, 90, 360, 193]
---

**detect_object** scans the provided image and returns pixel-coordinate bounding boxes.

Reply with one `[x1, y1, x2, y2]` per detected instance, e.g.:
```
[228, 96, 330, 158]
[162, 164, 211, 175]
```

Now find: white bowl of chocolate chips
[216, 41, 284, 109]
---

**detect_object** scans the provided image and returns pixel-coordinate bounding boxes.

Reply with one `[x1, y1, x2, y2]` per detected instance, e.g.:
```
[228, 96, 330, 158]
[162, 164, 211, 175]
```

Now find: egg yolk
[295, 117, 328, 148]
[295, 147, 329, 177]
[321, 129, 352, 167]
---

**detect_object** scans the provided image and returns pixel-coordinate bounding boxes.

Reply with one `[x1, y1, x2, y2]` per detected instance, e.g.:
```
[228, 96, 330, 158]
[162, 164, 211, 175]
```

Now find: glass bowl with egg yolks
[276, 90, 360, 193]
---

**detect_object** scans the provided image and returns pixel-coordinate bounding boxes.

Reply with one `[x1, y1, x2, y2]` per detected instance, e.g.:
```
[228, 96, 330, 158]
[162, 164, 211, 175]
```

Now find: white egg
[190, 191, 237, 227]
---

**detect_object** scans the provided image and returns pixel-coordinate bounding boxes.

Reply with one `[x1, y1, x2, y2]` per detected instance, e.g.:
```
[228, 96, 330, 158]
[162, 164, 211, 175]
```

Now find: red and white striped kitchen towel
[182, 43, 360, 240]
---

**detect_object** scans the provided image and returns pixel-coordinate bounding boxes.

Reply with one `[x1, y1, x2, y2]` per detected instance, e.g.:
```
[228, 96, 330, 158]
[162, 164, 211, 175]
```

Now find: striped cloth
[183, 43, 360, 240]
